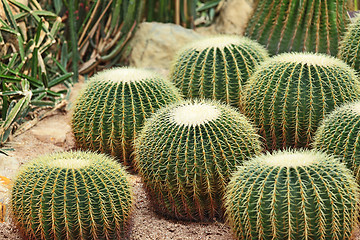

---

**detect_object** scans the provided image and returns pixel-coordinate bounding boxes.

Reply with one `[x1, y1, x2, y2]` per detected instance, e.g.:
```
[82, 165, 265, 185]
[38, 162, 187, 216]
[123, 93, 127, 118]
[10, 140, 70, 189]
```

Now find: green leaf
[48, 72, 73, 88]
[196, 0, 220, 12]
[1, 0, 17, 29]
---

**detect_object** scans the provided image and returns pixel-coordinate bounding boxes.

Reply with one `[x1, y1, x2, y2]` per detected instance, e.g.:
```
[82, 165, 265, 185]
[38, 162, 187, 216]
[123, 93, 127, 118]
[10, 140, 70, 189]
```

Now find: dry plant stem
[13, 100, 68, 138]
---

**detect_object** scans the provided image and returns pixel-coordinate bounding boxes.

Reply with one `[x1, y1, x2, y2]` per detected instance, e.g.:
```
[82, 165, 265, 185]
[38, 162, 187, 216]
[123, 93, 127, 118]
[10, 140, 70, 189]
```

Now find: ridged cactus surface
[314, 101, 360, 181]
[243, 53, 360, 150]
[246, 0, 348, 55]
[170, 35, 269, 107]
[338, 15, 360, 73]
[72, 68, 181, 165]
[225, 150, 359, 240]
[134, 100, 261, 221]
[11, 151, 133, 240]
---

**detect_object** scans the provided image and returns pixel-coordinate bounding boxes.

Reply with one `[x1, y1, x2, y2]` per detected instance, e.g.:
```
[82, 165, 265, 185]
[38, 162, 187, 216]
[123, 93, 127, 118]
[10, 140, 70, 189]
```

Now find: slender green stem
[67, 0, 79, 82]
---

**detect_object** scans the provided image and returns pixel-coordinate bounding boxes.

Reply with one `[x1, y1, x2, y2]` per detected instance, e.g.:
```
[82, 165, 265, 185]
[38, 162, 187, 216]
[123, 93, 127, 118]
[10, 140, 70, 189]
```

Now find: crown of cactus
[11, 151, 133, 240]
[170, 35, 269, 108]
[246, 0, 348, 56]
[243, 52, 360, 151]
[71, 67, 181, 165]
[134, 100, 262, 221]
[338, 15, 360, 73]
[314, 101, 360, 181]
[225, 149, 359, 240]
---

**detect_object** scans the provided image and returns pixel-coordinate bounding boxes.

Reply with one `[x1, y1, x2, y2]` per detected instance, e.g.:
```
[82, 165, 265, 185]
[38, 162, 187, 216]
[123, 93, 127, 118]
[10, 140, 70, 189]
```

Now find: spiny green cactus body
[134, 100, 262, 221]
[225, 150, 359, 240]
[314, 101, 360, 181]
[338, 15, 360, 73]
[71, 68, 181, 165]
[170, 36, 269, 108]
[11, 151, 133, 240]
[243, 53, 360, 151]
[246, 0, 348, 55]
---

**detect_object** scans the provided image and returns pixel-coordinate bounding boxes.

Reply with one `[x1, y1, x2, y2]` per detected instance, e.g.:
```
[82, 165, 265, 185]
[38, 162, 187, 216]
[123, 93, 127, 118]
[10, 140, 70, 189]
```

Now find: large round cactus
[338, 15, 360, 73]
[243, 52, 360, 151]
[72, 67, 181, 165]
[11, 151, 133, 240]
[225, 150, 359, 240]
[170, 35, 269, 108]
[134, 100, 262, 221]
[246, 0, 349, 56]
[314, 101, 360, 181]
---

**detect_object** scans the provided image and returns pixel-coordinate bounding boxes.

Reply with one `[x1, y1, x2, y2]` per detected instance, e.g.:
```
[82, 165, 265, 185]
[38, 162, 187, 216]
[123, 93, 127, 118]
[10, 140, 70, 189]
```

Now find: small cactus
[314, 101, 360, 181]
[338, 14, 360, 73]
[71, 67, 181, 165]
[243, 52, 360, 150]
[11, 151, 133, 240]
[246, 0, 349, 55]
[170, 35, 269, 108]
[134, 100, 262, 221]
[225, 149, 359, 240]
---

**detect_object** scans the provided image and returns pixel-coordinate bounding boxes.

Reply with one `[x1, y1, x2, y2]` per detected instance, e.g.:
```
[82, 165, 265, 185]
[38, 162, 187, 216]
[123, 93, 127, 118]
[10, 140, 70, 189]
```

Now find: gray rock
[126, 22, 203, 69]
[213, 0, 254, 35]
[29, 114, 72, 148]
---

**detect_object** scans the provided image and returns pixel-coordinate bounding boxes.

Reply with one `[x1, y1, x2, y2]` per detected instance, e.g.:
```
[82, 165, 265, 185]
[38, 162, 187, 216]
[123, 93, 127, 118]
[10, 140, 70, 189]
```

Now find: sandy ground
[0, 80, 233, 240]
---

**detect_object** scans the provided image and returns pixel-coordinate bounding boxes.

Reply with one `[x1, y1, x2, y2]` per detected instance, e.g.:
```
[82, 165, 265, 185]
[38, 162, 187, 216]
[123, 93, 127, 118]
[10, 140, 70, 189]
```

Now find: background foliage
[0, 0, 72, 145]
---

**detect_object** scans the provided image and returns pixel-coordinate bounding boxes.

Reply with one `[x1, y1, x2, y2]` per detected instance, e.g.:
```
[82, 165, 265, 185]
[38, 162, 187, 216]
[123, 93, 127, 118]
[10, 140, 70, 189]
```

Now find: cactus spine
[338, 14, 360, 73]
[243, 52, 360, 150]
[225, 150, 359, 240]
[314, 101, 360, 181]
[71, 67, 181, 165]
[170, 35, 269, 108]
[246, 0, 348, 56]
[134, 100, 261, 221]
[11, 151, 133, 240]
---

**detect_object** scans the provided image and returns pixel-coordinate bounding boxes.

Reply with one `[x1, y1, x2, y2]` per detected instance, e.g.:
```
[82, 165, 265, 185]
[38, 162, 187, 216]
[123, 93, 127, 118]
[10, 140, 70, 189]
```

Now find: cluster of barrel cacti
[9, 8, 360, 240]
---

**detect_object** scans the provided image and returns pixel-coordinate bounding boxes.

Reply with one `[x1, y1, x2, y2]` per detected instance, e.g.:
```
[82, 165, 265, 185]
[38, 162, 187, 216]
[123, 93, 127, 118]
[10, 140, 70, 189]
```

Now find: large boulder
[213, 0, 254, 35]
[126, 22, 202, 69]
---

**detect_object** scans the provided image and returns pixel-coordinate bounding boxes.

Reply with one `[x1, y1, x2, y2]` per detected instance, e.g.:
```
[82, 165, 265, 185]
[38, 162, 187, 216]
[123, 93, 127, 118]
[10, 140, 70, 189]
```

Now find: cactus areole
[11, 151, 133, 240]
[244, 52, 360, 151]
[71, 67, 181, 165]
[170, 35, 268, 108]
[225, 150, 359, 240]
[134, 100, 261, 221]
[246, 0, 349, 55]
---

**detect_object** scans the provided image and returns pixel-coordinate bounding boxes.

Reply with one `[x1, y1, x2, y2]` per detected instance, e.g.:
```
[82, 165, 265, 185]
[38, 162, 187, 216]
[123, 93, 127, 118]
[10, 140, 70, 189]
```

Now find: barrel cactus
[338, 14, 360, 73]
[170, 35, 269, 108]
[71, 67, 181, 165]
[11, 151, 133, 240]
[245, 0, 349, 56]
[243, 52, 360, 151]
[134, 100, 262, 221]
[225, 149, 359, 240]
[314, 101, 360, 181]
